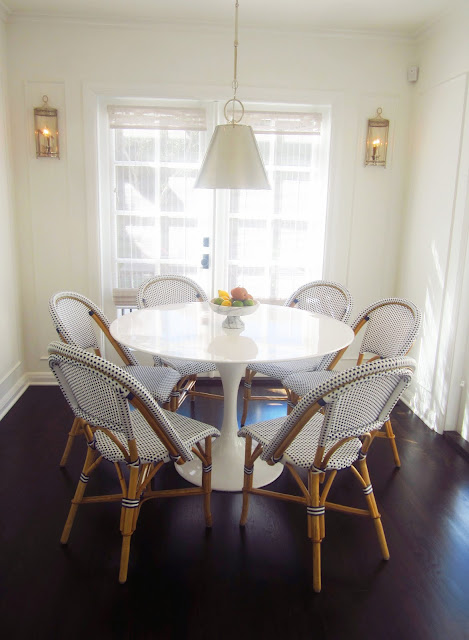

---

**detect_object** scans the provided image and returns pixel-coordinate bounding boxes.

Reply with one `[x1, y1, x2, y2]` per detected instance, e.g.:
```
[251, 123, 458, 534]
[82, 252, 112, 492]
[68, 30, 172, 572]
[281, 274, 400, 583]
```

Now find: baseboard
[0, 372, 29, 421]
[443, 431, 469, 462]
[27, 371, 57, 386]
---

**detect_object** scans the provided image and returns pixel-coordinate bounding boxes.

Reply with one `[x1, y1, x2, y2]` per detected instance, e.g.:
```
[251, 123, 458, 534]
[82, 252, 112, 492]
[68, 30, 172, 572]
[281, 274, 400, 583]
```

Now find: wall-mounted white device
[407, 66, 419, 83]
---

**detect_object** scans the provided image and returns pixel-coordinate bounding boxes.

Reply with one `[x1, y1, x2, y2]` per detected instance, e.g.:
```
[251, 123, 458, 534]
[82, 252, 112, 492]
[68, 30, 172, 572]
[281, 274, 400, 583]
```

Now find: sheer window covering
[107, 103, 330, 308]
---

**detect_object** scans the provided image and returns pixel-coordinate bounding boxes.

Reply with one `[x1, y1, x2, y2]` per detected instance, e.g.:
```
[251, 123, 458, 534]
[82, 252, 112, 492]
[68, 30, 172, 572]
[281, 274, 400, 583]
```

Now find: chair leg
[202, 436, 213, 527]
[59, 417, 84, 467]
[287, 390, 299, 415]
[240, 436, 253, 526]
[61, 446, 98, 544]
[358, 457, 389, 560]
[241, 370, 255, 427]
[384, 419, 401, 467]
[308, 471, 323, 593]
[169, 389, 180, 412]
[119, 466, 140, 584]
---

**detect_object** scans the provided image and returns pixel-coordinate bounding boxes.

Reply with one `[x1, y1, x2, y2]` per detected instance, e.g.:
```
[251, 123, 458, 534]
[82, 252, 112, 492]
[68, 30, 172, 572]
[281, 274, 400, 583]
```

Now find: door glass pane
[223, 120, 330, 302]
[106, 102, 330, 309]
[110, 118, 212, 296]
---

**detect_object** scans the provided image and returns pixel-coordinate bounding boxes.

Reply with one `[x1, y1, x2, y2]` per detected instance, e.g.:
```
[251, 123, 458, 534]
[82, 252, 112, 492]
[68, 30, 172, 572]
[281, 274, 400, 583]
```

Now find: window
[102, 100, 331, 309]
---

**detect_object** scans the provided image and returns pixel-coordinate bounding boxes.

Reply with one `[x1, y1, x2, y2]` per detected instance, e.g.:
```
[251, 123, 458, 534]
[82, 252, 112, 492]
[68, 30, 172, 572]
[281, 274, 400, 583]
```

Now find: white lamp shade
[195, 123, 270, 190]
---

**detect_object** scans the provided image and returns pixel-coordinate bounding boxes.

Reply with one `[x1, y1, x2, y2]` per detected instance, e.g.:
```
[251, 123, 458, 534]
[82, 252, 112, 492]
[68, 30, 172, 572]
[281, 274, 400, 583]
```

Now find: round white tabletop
[110, 302, 354, 491]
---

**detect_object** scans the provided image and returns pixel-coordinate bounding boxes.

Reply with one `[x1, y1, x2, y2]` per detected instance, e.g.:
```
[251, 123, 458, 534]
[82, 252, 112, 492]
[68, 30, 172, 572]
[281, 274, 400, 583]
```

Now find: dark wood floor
[1, 382, 469, 640]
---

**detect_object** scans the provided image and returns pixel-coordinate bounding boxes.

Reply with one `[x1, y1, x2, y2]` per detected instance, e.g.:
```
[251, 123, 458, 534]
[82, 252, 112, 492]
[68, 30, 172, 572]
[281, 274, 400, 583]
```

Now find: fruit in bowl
[209, 287, 259, 329]
[211, 287, 256, 307]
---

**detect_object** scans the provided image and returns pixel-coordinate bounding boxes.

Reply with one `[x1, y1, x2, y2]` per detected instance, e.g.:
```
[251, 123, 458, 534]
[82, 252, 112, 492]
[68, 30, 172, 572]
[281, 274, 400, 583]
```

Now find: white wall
[398, 3, 469, 436]
[0, 12, 25, 418]
[4, 17, 414, 390]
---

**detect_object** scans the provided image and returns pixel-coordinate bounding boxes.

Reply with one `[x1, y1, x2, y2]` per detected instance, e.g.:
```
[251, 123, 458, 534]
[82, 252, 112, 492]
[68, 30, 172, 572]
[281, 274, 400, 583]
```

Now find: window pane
[274, 135, 312, 167]
[229, 218, 268, 261]
[160, 168, 197, 213]
[116, 215, 158, 260]
[117, 261, 157, 289]
[160, 216, 198, 261]
[116, 166, 155, 211]
[115, 129, 155, 162]
[160, 130, 201, 163]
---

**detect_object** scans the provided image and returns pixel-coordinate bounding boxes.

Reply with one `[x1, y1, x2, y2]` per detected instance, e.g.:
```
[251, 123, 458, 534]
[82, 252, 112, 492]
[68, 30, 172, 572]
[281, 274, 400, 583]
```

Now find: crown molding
[414, 6, 453, 41]
[5, 10, 414, 42]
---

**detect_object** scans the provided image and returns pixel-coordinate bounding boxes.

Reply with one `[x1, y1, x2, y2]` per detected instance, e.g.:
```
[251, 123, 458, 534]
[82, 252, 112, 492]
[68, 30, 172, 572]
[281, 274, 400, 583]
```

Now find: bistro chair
[239, 356, 416, 592]
[137, 274, 222, 403]
[282, 297, 421, 467]
[48, 340, 220, 584]
[49, 291, 182, 467]
[241, 280, 353, 426]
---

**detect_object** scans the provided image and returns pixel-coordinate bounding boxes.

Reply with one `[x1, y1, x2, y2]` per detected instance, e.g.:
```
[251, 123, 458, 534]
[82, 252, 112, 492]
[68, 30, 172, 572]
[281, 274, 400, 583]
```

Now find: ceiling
[1, 0, 457, 37]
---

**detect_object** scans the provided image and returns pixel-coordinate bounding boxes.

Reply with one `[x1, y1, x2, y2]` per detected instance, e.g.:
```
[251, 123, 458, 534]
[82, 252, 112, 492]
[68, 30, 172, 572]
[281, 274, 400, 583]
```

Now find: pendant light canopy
[195, 1, 270, 190]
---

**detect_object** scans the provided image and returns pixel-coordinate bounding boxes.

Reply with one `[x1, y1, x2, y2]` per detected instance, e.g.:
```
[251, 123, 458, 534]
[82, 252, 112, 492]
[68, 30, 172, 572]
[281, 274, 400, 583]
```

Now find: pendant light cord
[232, 1, 239, 101]
[225, 0, 244, 125]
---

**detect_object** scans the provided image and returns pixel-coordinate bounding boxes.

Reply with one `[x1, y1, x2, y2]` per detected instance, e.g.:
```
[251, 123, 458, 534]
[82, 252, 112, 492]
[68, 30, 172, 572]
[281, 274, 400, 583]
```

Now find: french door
[101, 99, 331, 316]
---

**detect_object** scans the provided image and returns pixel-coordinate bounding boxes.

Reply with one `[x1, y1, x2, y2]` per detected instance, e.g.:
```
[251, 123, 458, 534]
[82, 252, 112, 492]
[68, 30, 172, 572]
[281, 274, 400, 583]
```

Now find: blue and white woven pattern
[50, 291, 139, 364]
[245, 281, 353, 378]
[239, 414, 362, 471]
[137, 275, 217, 375]
[354, 298, 421, 359]
[239, 356, 415, 470]
[49, 291, 182, 404]
[137, 274, 209, 307]
[48, 341, 220, 464]
[282, 298, 421, 397]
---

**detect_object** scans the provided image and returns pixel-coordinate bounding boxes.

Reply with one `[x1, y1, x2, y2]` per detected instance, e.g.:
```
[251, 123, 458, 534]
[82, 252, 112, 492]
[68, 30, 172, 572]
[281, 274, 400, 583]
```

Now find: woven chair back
[284, 281, 353, 323]
[262, 356, 415, 463]
[354, 298, 421, 360]
[49, 291, 138, 366]
[137, 275, 208, 308]
[48, 341, 193, 461]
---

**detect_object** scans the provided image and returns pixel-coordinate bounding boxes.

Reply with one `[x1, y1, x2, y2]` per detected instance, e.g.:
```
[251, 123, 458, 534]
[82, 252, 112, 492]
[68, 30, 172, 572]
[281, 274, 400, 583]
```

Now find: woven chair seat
[159, 357, 217, 377]
[247, 356, 325, 379]
[125, 365, 182, 404]
[240, 415, 362, 471]
[95, 408, 219, 465]
[282, 370, 336, 398]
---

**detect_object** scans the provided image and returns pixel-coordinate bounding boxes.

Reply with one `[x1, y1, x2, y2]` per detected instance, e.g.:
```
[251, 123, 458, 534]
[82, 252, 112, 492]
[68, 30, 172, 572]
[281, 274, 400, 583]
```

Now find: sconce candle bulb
[34, 95, 59, 158]
[365, 108, 389, 167]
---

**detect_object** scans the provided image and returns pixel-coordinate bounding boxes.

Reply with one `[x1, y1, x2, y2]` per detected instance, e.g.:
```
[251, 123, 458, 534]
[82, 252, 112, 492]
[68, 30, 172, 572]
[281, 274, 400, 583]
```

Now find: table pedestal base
[176, 361, 283, 492]
[176, 435, 283, 492]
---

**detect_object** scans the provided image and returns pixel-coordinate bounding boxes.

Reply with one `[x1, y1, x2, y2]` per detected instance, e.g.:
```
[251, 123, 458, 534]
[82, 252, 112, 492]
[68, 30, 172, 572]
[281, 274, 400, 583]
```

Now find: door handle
[201, 254, 210, 269]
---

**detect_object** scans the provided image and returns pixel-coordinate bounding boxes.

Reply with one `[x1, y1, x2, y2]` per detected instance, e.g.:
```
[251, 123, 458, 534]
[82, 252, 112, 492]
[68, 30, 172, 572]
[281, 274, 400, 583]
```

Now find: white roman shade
[242, 111, 322, 135]
[107, 106, 206, 131]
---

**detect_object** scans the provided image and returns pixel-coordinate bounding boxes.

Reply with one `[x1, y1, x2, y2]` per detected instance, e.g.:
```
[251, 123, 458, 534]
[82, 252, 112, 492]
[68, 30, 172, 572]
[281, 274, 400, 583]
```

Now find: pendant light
[194, 0, 270, 190]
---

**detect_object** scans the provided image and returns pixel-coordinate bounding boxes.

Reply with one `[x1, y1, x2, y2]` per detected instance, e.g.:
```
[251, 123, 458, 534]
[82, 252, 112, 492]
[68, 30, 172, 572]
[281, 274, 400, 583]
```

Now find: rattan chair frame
[48, 340, 220, 584]
[284, 297, 421, 467]
[137, 274, 223, 404]
[241, 280, 353, 426]
[239, 356, 415, 592]
[49, 291, 183, 467]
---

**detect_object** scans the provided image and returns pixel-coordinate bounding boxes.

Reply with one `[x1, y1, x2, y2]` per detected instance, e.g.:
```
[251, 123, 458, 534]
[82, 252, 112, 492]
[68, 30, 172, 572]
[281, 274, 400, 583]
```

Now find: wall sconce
[34, 95, 59, 158]
[365, 108, 389, 167]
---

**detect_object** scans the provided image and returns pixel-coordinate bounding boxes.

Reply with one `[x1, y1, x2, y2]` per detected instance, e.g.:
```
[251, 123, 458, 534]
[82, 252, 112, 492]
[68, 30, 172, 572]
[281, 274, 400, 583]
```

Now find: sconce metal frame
[365, 107, 389, 167]
[34, 95, 59, 158]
